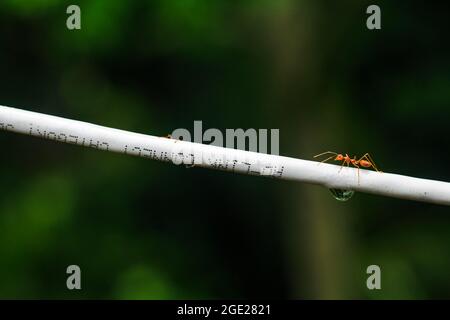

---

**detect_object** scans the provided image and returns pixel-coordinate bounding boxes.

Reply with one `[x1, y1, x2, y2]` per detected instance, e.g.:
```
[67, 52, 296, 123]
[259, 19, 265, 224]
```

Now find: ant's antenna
[314, 151, 338, 158]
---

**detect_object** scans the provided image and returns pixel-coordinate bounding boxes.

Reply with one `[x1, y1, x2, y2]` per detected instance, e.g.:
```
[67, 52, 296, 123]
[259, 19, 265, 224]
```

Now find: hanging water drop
[328, 188, 355, 201]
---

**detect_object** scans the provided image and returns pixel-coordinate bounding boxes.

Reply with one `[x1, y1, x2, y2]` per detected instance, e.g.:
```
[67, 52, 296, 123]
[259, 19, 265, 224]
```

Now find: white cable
[1, 104, 450, 205]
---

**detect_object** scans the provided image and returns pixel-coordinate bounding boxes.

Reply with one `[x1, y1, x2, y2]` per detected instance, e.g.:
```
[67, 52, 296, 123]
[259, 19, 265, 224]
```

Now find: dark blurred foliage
[0, 0, 449, 299]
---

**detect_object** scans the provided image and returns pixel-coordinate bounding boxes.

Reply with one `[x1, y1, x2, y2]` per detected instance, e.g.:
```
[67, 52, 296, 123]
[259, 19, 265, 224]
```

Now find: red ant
[314, 151, 382, 183]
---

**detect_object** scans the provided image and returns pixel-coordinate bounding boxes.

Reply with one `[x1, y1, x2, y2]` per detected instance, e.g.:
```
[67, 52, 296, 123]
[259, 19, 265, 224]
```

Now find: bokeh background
[0, 0, 450, 299]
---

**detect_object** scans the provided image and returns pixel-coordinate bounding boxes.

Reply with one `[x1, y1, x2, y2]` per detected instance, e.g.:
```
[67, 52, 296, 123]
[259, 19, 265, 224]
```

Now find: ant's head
[335, 154, 344, 161]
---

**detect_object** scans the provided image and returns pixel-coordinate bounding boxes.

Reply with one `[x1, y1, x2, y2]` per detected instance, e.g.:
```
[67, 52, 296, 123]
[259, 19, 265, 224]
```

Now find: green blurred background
[0, 0, 450, 299]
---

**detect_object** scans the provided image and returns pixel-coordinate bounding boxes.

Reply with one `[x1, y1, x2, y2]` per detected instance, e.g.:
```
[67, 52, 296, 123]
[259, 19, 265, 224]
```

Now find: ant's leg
[314, 151, 338, 158]
[338, 160, 347, 173]
[348, 159, 360, 183]
[357, 153, 369, 162]
[365, 153, 382, 172]
[353, 163, 360, 184]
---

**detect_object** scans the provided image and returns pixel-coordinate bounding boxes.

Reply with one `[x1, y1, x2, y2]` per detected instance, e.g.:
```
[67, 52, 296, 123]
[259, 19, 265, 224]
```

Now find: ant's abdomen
[359, 160, 371, 167]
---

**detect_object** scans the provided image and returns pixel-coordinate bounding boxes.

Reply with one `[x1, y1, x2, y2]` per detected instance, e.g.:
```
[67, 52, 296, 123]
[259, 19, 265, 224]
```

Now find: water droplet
[328, 188, 355, 201]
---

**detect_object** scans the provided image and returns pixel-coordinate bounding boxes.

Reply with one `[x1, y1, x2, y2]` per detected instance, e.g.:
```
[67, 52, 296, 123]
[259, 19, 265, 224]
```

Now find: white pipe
[1, 104, 450, 205]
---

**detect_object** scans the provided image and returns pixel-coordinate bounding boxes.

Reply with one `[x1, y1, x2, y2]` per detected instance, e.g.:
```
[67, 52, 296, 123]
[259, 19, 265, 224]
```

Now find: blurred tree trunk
[255, 0, 355, 299]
